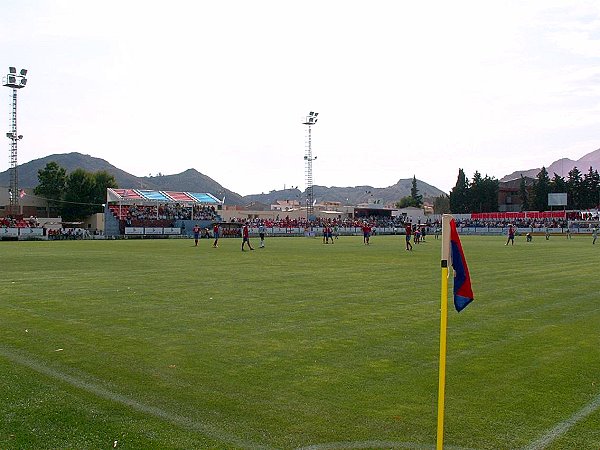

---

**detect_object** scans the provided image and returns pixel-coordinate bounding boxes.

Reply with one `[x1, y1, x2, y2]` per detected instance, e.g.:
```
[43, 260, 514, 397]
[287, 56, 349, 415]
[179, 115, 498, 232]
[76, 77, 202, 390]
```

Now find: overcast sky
[2, 1, 600, 195]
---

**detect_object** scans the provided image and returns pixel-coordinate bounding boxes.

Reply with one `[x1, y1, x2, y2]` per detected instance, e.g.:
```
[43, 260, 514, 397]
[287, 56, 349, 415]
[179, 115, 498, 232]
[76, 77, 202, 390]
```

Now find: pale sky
[2, 1, 600, 195]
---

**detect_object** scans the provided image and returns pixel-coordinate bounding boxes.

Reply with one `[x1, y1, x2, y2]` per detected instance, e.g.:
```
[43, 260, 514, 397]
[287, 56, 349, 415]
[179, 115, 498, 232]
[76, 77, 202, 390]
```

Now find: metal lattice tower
[3, 67, 27, 215]
[302, 111, 318, 218]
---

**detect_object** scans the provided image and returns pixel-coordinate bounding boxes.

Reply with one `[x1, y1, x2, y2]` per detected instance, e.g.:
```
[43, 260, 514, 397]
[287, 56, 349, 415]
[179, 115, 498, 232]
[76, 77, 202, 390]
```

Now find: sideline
[523, 392, 600, 450]
[0, 346, 270, 450]
[297, 441, 476, 450]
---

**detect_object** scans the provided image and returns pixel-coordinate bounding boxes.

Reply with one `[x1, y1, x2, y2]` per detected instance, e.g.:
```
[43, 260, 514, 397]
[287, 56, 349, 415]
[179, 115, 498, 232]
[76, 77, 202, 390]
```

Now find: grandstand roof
[107, 188, 221, 205]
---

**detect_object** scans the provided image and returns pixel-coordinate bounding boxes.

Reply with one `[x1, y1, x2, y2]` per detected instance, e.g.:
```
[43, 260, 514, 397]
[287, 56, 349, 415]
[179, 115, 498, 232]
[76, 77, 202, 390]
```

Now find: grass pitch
[0, 234, 598, 449]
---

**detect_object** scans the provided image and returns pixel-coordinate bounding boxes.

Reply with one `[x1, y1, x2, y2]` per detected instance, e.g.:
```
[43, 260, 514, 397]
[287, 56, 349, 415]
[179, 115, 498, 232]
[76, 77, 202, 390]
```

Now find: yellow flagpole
[437, 214, 452, 450]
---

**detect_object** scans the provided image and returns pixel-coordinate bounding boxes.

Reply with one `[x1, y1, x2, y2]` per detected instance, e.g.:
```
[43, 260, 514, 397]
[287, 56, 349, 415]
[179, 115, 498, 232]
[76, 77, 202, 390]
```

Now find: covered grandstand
[105, 188, 223, 237]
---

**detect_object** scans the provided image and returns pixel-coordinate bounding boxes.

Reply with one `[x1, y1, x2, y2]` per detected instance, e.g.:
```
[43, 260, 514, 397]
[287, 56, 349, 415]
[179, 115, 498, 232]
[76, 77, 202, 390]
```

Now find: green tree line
[525, 166, 600, 211]
[448, 169, 499, 214]
[34, 162, 117, 221]
[445, 166, 599, 214]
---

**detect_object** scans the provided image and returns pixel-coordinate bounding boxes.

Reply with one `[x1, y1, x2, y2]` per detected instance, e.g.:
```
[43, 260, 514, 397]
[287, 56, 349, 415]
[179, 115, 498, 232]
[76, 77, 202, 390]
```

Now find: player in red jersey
[212, 223, 220, 248]
[404, 223, 413, 251]
[242, 223, 254, 251]
[362, 222, 372, 245]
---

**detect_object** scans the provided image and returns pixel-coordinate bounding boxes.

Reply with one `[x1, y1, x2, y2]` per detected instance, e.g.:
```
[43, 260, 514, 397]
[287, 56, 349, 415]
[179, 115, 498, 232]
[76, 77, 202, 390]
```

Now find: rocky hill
[0, 152, 244, 205]
[501, 148, 600, 181]
[1, 152, 444, 206]
[244, 179, 446, 206]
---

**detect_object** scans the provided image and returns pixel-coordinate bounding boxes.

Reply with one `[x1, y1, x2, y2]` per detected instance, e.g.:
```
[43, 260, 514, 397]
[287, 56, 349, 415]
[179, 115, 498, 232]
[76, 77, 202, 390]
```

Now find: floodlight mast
[3, 67, 27, 214]
[302, 111, 319, 219]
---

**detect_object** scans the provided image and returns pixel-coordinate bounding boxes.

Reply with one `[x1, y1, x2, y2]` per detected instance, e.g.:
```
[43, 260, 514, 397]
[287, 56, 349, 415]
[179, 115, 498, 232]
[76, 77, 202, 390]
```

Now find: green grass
[0, 234, 598, 449]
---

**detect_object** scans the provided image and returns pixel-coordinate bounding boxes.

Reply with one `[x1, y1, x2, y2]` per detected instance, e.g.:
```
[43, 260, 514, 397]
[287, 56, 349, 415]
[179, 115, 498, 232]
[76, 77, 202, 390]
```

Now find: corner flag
[449, 218, 474, 312]
[437, 214, 475, 450]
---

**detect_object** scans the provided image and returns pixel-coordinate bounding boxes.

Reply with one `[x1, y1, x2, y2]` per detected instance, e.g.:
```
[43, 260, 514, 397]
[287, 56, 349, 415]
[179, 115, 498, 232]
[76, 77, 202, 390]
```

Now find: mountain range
[501, 148, 600, 181]
[0, 152, 445, 206]
[2, 148, 599, 206]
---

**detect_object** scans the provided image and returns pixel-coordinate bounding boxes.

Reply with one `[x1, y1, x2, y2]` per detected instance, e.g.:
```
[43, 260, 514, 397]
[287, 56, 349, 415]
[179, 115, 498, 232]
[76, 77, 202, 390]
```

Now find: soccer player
[362, 222, 371, 245]
[242, 223, 254, 251]
[192, 224, 200, 246]
[213, 223, 220, 248]
[258, 221, 266, 248]
[505, 223, 515, 246]
[593, 226, 598, 245]
[404, 222, 413, 251]
[323, 224, 331, 244]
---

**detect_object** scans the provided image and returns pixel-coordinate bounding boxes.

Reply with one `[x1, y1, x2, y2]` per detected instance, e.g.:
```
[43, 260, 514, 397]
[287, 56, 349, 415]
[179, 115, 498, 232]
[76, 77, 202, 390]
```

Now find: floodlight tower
[3, 67, 28, 215]
[302, 111, 318, 219]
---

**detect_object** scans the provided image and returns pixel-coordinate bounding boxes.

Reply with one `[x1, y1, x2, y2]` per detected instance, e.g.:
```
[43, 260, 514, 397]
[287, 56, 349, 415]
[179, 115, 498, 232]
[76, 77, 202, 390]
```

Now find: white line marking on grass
[0, 346, 271, 450]
[297, 441, 475, 450]
[523, 392, 600, 450]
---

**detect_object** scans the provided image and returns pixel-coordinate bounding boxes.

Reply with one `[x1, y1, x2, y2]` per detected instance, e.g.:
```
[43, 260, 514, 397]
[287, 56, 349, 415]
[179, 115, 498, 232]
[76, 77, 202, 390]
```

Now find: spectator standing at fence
[404, 223, 413, 251]
[258, 222, 266, 248]
[193, 224, 200, 246]
[242, 223, 254, 251]
[506, 224, 516, 246]
[213, 223, 220, 248]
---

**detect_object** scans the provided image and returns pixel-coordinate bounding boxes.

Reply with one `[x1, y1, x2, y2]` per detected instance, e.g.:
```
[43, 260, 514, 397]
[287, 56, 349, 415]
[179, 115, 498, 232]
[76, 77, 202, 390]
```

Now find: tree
[518, 175, 529, 211]
[480, 175, 499, 212]
[582, 166, 600, 209]
[530, 167, 551, 211]
[396, 196, 420, 208]
[61, 169, 97, 221]
[410, 175, 423, 207]
[92, 170, 118, 206]
[449, 169, 469, 213]
[550, 173, 567, 194]
[566, 167, 583, 209]
[34, 162, 67, 215]
[468, 171, 484, 212]
[433, 195, 450, 214]
[61, 169, 117, 221]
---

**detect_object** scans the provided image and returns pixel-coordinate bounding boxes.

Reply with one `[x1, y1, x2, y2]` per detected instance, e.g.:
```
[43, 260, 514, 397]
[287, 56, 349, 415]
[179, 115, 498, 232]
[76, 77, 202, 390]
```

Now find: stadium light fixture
[4, 66, 28, 214]
[302, 111, 320, 218]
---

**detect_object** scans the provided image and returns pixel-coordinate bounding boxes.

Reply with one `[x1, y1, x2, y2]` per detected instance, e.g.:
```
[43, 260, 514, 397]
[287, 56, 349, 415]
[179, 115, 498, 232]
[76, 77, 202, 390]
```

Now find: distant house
[0, 187, 51, 218]
[498, 176, 535, 212]
[271, 200, 300, 211]
[243, 201, 270, 211]
[392, 206, 429, 224]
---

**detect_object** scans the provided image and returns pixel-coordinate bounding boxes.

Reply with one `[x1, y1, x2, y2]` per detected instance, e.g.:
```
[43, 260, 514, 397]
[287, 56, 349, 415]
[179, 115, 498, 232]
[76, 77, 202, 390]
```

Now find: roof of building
[106, 188, 221, 205]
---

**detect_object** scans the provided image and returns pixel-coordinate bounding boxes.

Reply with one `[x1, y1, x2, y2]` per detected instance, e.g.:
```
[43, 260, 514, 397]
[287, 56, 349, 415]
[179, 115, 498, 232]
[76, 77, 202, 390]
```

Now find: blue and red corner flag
[437, 215, 474, 450]
[449, 218, 474, 312]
